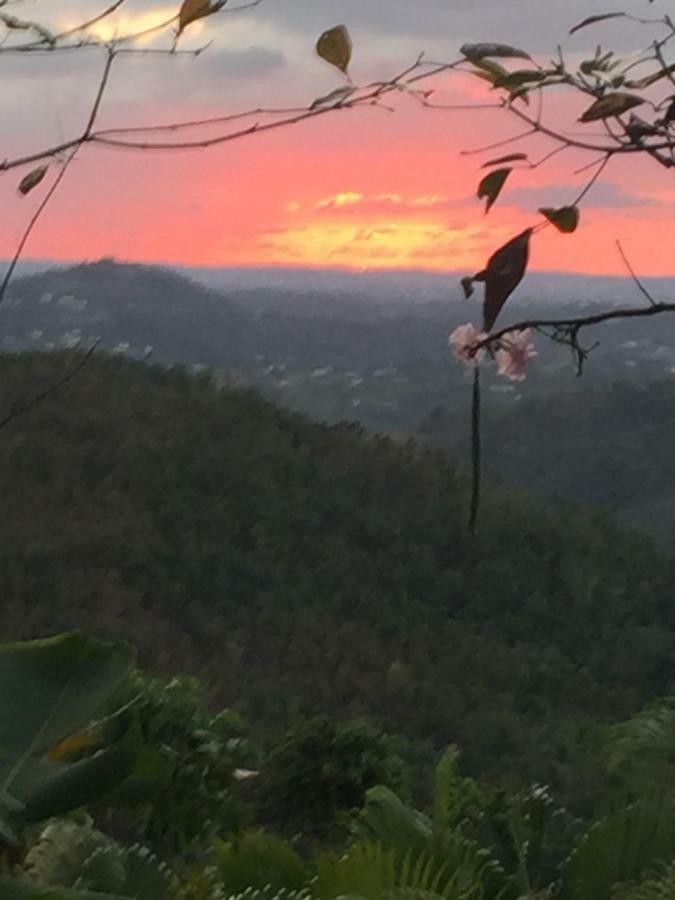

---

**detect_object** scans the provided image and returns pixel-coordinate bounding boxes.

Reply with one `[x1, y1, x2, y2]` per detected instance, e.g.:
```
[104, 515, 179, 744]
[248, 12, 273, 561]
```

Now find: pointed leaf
[469, 61, 530, 104]
[482, 229, 533, 331]
[477, 168, 511, 213]
[178, 0, 214, 35]
[569, 12, 626, 35]
[461, 42, 531, 61]
[493, 69, 547, 89]
[470, 59, 509, 84]
[18, 165, 48, 196]
[481, 153, 528, 168]
[17, 733, 139, 825]
[316, 25, 352, 74]
[539, 206, 580, 233]
[579, 92, 644, 122]
[461, 276, 475, 299]
[627, 64, 675, 90]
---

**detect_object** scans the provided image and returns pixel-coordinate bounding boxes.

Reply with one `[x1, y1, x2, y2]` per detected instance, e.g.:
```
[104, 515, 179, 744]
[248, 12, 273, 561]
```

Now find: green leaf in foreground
[0, 632, 136, 835]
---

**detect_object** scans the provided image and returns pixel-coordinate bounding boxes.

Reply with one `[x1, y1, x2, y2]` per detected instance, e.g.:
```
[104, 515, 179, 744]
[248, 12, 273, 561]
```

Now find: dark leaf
[461, 42, 532, 61]
[461, 276, 475, 299]
[18, 165, 48, 196]
[569, 12, 626, 35]
[481, 229, 533, 331]
[627, 64, 675, 90]
[481, 153, 528, 168]
[539, 206, 580, 233]
[470, 59, 509, 84]
[477, 168, 511, 214]
[178, 0, 214, 34]
[493, 69, 547, 89]
[579, 92, 644, 122]
[316, 25, 352, 74]
[625, 113, 659, 140]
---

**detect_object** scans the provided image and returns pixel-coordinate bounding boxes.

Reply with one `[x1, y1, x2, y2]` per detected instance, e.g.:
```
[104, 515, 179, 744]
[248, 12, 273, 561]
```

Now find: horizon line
[5, 256, 675, 281]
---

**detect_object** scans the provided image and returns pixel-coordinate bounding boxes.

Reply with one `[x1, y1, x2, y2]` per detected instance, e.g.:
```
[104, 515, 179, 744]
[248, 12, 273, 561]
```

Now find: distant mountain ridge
[2, 257, 675, 433]
[5, 257, 675, 307]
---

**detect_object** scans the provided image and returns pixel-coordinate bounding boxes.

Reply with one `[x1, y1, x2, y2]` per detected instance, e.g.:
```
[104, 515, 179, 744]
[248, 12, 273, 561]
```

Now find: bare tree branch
[616, 240, 658, 307]
[0, 153, 76, 306]
[1, 47, 117, 304]
[478, 301, 675, 353]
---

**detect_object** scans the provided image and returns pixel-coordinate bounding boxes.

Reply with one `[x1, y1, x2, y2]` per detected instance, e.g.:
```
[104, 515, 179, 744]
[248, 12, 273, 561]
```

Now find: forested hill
[1, 351, 674, 809]
[421, 379, 675, 541]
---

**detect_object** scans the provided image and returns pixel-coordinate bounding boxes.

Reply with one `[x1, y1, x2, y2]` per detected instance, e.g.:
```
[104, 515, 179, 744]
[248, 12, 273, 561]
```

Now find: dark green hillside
[1, 351, 674, 808]
[422, 379, 675, 541]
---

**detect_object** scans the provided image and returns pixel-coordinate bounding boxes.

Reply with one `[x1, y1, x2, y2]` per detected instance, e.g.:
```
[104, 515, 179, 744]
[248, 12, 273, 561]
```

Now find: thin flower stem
[469, 366, 482, 538]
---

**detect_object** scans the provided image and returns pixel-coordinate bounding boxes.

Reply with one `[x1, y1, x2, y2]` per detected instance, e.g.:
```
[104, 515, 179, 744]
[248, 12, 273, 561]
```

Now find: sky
[2, 0, 675, 275]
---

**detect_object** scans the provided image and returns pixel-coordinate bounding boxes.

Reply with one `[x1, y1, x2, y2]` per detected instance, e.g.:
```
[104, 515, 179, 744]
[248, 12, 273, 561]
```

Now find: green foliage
[615, 862, 675, 900]
[354, 748, 581, 900]
[428, 378, 675, 541]
[0, 876, 130, 898]
[1, 353, 675, 811]
[352, 752, 507, 899]
[258, 718, 405, 838]
[0, 633, 136, 844]
[6, 635, 675, 900]
[314, 841, 484, 900]
[565, 797, 675, 900]
[214, 831, 306, 894]
[21, 817, 174, 896]
[15, 814, 228, 898]
[101, 673, 254, 856]
[605, 700, 675, 791]
[355, 786, 432, 855]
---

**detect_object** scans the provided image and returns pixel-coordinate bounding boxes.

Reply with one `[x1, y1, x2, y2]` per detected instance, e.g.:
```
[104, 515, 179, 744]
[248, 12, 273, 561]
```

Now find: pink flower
[449, 323, 488, 366]
[495, 329, 537, 381]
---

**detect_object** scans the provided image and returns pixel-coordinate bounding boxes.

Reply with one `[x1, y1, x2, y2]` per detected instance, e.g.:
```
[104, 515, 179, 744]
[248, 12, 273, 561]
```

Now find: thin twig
[0, 342, 100, 432]
[1, 48, 116, 305]
[477, 301, 675, 351]
[0, 154, 77, 305]
[57, 0, 128, 41]
[459, 128, 536, 157]
[572, 153, 611, 206]
[616, 240, 658, 307]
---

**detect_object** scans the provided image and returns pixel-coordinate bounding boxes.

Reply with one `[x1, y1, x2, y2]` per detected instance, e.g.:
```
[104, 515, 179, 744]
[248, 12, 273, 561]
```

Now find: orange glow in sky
[3, 50, 675, 277]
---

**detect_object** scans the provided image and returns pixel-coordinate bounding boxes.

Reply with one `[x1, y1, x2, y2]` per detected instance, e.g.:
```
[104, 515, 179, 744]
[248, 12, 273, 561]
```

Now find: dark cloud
[197, 45, 286, 79]
[8, 0, 664, 107]
[252, 0, 660, 53]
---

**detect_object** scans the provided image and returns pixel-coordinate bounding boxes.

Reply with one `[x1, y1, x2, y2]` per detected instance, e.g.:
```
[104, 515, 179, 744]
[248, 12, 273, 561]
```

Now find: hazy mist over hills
[9, 258, 675, 310]
[1, 256, 675, 543]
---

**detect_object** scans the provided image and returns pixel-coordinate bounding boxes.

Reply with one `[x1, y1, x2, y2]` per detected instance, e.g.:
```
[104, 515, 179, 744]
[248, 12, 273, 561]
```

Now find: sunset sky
[2, 0, 675, 276]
